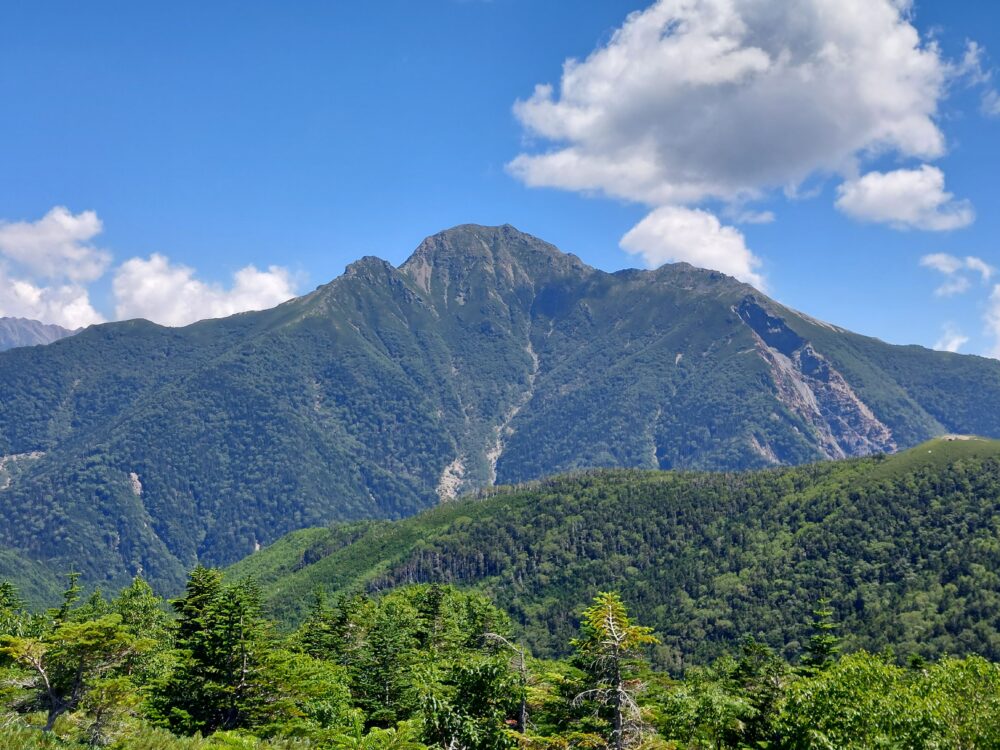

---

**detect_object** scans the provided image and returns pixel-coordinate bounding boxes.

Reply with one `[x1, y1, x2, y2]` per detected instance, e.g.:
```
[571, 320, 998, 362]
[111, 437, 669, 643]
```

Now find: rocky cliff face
[736, 298, 895, 461]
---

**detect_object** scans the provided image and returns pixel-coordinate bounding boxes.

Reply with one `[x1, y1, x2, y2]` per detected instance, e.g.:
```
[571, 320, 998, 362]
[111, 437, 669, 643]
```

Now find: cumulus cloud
[0, 206, 110, 282]
[0, 207, 111, 327]
[933, 323, 969, 353]
[0, 269, 104, 329]
[509, 0, 976, 282]
[0, 207, 300, 328]
[835, 166, 974, 230]
[919, 252, 994, 296]
[113, 254, 298, 327]
[511, 0, 950, 205]
[621, 206, 764, 287]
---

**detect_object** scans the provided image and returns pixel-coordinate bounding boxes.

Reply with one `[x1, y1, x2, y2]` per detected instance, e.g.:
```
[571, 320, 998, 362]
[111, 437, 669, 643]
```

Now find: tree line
[2, 570, 1000, 748]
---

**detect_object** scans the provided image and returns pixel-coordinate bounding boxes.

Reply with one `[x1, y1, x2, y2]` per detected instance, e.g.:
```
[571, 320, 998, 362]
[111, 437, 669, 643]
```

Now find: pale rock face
[736, 298, 896, 460]
[437, 457, 465, 501]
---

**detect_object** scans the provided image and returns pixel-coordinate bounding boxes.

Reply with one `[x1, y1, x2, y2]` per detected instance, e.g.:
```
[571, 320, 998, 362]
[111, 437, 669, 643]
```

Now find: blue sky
[1, 1, 999, 356]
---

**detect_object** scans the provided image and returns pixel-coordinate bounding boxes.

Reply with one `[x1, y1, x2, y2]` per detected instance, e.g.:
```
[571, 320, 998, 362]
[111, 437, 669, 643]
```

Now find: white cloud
[727, 208, 776, 225]
[0, 207, 110, 327]
[988, 285, 1000, 359]
[510, 0, 951, 206]
[0, 206, 110, 282]
[836, 166, 974, 230]
[509, 0, 976, 282]
[919, 252, 994, 296]
[933, 323, 969, 353]
[0, 207, 300, 328]
[0, 268, 104, 329]
[954, 40, 991, 86]
[965, 256, 995, 281]
[920, 252, 965, 276]
[932, 276, 971, 297]
[982, 88, 1000, 116]
[113, 253, 297, 327]
[620, 205, 764, 287]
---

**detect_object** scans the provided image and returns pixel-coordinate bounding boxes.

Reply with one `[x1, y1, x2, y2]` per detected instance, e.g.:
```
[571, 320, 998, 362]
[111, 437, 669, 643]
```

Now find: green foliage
[4, 571, 1000, 748]
[293, 583, 517, 737]
[423, 658, 521, 750]
[658, 638, 789, 748]
[0, 580, 30, 637]
[0, 612, 150, 734]
[800, 599, 839, 674]
[572, 593, 658, 750]
[237, 439, 1000, 669]
[156, 573, 280, 734]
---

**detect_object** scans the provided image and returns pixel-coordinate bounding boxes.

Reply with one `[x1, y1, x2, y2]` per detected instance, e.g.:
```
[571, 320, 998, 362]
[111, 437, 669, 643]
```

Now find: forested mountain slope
[232, 438, 1000, 669]
[2, 224, 1000, 592]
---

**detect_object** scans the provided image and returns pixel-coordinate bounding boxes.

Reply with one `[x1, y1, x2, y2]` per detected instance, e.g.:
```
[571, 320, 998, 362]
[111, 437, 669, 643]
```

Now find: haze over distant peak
[0, 317, 77, 352]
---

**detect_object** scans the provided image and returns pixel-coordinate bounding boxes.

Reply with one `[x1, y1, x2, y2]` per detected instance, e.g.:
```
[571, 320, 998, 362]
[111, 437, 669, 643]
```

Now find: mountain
[231, 437, 1000, 668]
[1, 224, 1000, 593]
[0, 317, 76, 351]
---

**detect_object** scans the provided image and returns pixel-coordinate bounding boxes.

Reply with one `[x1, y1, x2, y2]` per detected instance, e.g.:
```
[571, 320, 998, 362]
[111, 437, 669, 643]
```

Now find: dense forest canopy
[231, 437, 1000, 669]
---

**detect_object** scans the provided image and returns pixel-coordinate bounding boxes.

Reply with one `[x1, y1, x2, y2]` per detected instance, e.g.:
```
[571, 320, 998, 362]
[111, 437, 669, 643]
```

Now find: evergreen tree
[50, 572, 81, 624]
[0, 614, 147, 732]
[172, 564, 224, 641]
[802, 598, 840, 673]
[354, 597, 421, 726]
[156, 571, 278, 734]
[423, 657, 521, 750]
[572, 592, 658, 750]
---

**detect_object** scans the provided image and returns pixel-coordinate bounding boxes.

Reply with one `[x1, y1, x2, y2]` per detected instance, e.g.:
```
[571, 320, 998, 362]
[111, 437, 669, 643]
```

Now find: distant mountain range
[0, 317, 76, 351]
[1, 224, 1000, 594]
[230, 437, 1000, 667]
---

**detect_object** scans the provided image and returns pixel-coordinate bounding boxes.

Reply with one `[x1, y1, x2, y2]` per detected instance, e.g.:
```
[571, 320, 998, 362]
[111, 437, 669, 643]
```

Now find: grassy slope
[230, 438, 1000, 667]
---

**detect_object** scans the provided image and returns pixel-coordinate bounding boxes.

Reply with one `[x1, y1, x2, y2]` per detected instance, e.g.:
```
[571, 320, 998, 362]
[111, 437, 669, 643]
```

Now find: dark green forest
[3, 225, 1000, 595]
[4, 570, 1000, 749]
[230, 437, 1000, 669]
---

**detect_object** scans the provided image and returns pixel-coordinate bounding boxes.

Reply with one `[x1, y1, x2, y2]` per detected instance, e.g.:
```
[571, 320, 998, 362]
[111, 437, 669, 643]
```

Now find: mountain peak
[400, 224, 591, 295]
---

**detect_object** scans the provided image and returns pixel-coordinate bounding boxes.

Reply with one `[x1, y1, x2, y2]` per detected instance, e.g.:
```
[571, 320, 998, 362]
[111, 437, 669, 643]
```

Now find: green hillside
[231, 437, 1000, 668]
[3, 225, 1000, 595]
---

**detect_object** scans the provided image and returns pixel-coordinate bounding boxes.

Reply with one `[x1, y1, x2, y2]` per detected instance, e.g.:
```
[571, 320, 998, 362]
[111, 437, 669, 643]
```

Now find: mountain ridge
[0, 224, 999, 593]
[0, 316, 77, 351]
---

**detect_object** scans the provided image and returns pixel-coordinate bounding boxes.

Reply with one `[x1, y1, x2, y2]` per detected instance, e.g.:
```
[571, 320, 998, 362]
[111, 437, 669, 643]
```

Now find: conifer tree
[572, 592, 658, 750]
[0, 614, 146, 731]
[802, 598, 840, 673]
[157, 570, 278, 734]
